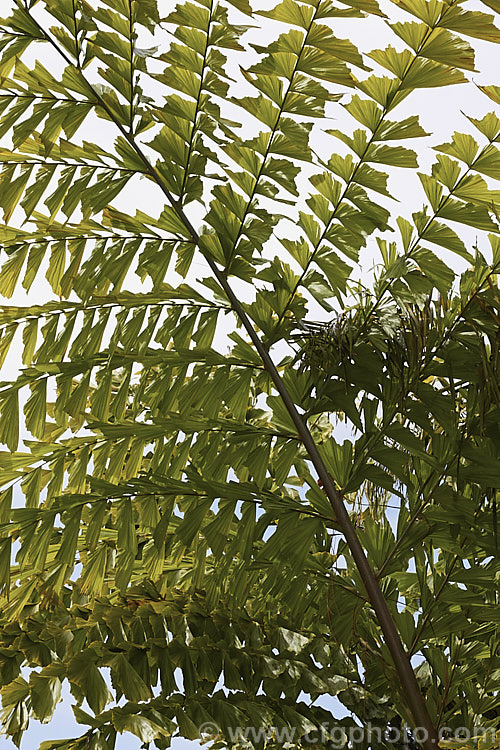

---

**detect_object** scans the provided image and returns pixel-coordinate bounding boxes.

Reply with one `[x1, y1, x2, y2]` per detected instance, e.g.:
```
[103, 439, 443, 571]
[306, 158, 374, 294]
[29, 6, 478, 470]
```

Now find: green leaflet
[67, 652, 112, 715]
[258, 0, 316, 28]
[438, 5, 500, 44]
[29, 665, 64, 724]
[109, 653, 152, 702]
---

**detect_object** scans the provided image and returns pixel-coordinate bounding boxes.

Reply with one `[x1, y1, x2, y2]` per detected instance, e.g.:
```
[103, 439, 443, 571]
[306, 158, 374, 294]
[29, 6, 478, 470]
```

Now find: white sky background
[0, 0, 499, 747]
